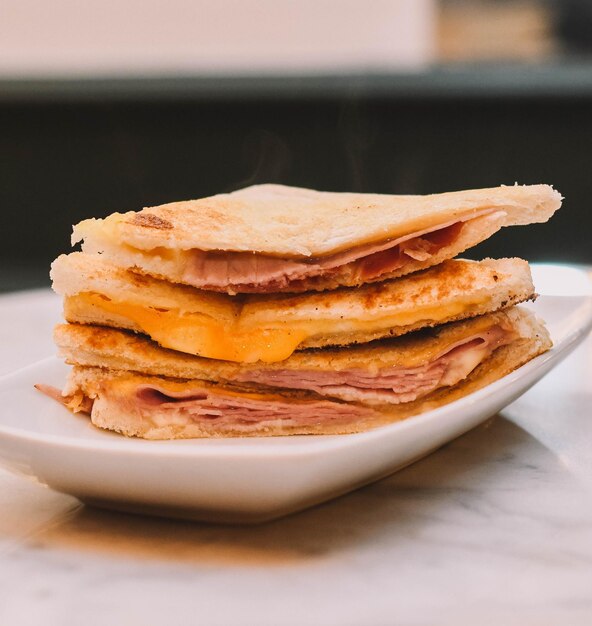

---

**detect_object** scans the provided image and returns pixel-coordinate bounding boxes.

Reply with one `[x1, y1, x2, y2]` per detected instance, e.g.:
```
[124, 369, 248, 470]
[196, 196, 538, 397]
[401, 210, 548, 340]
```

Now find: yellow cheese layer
[66, 294, 308, 363]
[65, 293, 477, 363]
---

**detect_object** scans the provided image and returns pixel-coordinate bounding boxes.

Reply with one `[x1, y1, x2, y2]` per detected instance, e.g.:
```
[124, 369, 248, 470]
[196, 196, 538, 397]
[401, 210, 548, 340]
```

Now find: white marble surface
[1, 289, 592, 625]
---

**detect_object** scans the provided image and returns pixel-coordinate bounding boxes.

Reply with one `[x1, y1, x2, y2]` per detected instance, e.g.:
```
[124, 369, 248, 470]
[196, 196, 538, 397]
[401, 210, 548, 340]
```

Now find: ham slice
[182, 210, 499, 292]
[232, 325, 513, 405]
[37, 381, 375, 429]
[132, 386, 374, 427]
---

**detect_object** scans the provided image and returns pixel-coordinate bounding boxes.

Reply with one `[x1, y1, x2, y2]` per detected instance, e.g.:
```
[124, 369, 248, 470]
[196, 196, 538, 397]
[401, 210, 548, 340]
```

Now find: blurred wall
[1, 86, 589, 286]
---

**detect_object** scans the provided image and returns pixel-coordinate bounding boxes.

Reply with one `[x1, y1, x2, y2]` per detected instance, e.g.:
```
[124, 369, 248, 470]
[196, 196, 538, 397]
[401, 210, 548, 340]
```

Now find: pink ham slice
[37, 382, 375, 427]
[133, 386, 374, 426]
[232, 325, 513, 405]
[182, 210, 498, 292]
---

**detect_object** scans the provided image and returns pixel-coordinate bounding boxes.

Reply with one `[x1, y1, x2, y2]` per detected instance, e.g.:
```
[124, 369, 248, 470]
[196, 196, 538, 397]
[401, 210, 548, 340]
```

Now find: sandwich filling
[181, 210, 504, 292]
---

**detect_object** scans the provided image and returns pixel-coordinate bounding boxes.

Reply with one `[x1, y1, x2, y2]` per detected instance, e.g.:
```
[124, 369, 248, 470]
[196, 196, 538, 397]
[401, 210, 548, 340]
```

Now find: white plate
[0, 265, 591, 524]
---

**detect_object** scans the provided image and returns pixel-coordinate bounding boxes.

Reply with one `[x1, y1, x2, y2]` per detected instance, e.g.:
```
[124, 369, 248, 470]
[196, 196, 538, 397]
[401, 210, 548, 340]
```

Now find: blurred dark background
[1, 0, 591, 292]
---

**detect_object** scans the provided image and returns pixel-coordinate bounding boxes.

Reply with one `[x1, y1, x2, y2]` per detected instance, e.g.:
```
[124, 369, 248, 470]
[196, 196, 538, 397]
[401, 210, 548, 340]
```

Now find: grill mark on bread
[129, 214, 173, 230]
[359, 261, 472, 309]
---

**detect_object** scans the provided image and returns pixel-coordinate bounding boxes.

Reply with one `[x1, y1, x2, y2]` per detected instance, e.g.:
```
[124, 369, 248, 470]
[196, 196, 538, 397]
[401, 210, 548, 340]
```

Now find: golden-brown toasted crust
[245, 257, 536, 350]
[73, 183, 561, 257]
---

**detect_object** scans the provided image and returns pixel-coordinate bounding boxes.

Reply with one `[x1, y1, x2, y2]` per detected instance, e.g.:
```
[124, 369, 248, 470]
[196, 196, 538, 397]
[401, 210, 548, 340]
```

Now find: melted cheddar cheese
[67, 294, 310, 363]
[65, 293, 477, 363]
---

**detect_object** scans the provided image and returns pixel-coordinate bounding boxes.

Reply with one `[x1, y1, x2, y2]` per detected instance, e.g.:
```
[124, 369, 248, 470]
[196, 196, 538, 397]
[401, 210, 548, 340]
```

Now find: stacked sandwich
[41, 184, 560, 438]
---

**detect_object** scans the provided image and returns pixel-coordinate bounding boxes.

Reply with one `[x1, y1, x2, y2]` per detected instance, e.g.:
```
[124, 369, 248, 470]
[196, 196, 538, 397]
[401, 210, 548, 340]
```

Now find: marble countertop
[1, 289, 592, 625]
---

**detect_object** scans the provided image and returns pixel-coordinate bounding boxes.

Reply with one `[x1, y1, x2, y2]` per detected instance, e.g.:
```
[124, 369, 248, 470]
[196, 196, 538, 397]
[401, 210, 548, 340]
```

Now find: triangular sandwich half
[72, 184, 561, 294]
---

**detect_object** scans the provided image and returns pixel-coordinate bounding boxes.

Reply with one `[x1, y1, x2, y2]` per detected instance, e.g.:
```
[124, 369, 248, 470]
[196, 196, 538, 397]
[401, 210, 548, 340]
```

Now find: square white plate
[0, 265, 591, 523]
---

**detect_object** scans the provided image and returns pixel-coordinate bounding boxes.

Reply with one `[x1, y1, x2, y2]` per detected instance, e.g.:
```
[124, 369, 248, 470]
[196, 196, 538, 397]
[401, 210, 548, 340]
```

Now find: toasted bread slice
[71, 184, 561, 293]
[74, 183, 561, 257]
[51, 253, 536, 363]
